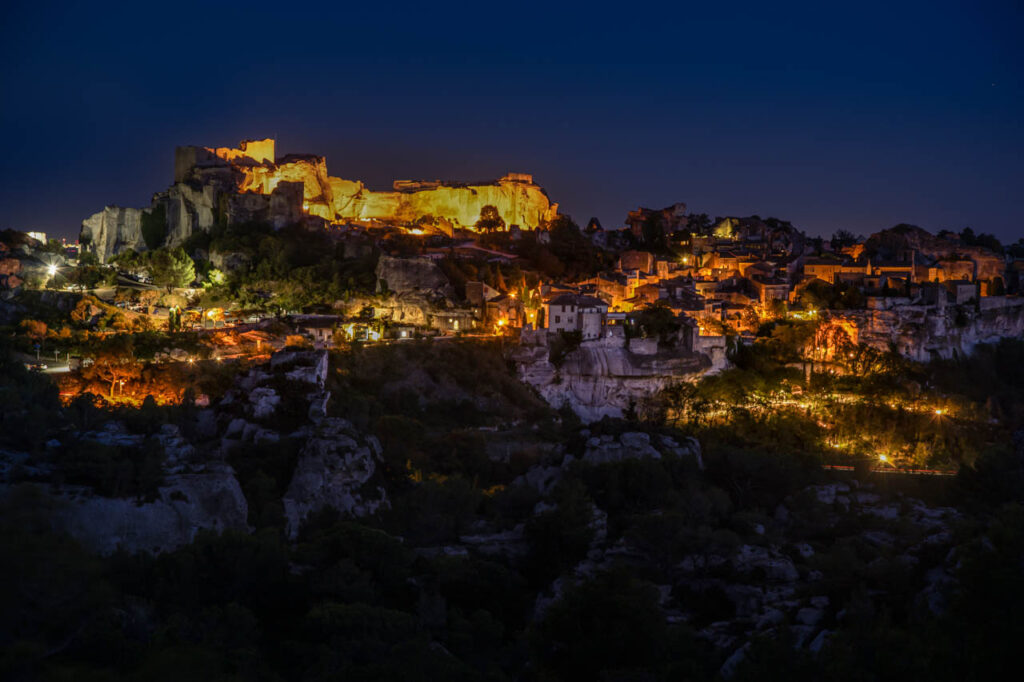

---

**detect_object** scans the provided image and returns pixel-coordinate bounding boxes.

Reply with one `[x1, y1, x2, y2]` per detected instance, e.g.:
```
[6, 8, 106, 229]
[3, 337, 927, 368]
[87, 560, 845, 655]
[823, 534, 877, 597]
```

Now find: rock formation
[82, 138, 559, 262]
[56, 464, 249, 555]
[375, 254, 453, 296]
[513, 333, 713, 421]
[80, 206, 146, 262]
[282, 418, 388, 539]
[864, 224, 1005, 281]
[821, 298, 1024, 362]
[52, 423, 249, 555]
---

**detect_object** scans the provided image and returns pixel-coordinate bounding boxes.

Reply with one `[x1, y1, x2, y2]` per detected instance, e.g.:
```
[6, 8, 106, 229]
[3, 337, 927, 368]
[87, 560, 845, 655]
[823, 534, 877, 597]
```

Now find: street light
[46, 264, 57, 277]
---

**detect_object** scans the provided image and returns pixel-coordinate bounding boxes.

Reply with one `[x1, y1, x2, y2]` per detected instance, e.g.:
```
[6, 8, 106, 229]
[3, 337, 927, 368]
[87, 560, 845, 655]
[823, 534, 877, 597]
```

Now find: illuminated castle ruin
[81, 138, 559, 262]
[175, 139, 558, 229]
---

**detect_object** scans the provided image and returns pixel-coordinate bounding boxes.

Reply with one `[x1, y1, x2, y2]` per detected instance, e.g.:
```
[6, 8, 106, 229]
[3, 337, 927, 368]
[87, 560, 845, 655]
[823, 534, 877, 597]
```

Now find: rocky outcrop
[514, 431, 703, 495]
[282, 418, 388, 539]
[334, 173, 558, 229]
[82, 138, 560, 262]
[864, 224, 1004, 280]
[825, 298, 1024, 362]
[159, 181, 217, 248]
[80, 206, 146, 263]
[581, 431, 703, 468]
[513, 334, 712, 421]
[50, 423, 248, 555]
[56, 465, 249, 555]
[375, 255, 452, 296]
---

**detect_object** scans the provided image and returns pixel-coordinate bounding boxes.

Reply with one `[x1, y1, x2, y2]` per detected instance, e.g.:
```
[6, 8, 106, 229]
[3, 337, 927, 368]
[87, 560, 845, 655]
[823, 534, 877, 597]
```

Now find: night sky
[2, 1, 1021, 243]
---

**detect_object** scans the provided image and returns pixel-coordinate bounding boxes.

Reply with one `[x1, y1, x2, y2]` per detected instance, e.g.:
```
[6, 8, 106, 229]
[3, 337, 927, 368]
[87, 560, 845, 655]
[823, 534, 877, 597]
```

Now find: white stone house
[544, 293, 610, 341]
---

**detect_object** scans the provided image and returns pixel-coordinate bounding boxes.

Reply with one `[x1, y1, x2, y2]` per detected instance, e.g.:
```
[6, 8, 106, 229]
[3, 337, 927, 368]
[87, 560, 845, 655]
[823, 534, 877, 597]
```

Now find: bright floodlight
[47, 264, 57, 276]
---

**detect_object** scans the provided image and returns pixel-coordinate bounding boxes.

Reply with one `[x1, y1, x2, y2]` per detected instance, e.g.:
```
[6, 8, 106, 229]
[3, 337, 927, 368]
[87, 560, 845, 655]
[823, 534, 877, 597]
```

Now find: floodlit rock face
[240, 154, 336, 220]
[82, 138, 559, 261]
[334, 292, 436, 327]
[513, 334, 712, 421]
[331, 174, 558, 229]
[80, 206, 147, 263]
[824, 299, 1024, 362]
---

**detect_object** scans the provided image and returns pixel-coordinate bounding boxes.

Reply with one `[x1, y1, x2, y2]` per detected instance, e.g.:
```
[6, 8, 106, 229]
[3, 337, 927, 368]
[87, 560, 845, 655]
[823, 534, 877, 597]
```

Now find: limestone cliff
[81, 138, 559, 262]
[331, 174, 558, 229]
[823, 298, 1024, 362]
[80, 206, 147, 263]
[282, 418, 388, 539]
[513, 334, 712, 421]
[49, 422, 249, 555]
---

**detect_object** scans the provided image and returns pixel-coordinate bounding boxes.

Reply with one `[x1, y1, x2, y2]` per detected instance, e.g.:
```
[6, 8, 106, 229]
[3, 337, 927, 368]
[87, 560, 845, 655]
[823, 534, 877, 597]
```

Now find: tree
[765, 298, 787, 320]
[206, 268, 225, 286]
[685, 212, 712, 235]
[19, 319, 47, 343]
[831, 229, 858, 248]
[149, 247, 195, 292]
[629, 302, 682, 344]
[140, 203, 167, 250]
[168, 306, 181, 332]
[475, 205, 505, 233]
[641, 214, 670, 251]
[84, 334, 141, 397]
[493, 266, 508, 292]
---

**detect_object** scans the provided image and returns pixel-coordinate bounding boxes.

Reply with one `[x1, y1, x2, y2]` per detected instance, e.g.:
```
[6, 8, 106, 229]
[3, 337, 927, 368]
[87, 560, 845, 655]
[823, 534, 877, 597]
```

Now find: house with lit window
[544, 293, 610, 340]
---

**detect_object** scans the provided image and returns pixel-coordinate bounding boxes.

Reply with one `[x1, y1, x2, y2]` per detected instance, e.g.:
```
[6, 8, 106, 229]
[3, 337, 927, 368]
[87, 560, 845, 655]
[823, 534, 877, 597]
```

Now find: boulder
[282, 418, 389, 538]
[55, 463, 249, 555]
[248, 387, 280, 419]
[731, 544, 799, 583]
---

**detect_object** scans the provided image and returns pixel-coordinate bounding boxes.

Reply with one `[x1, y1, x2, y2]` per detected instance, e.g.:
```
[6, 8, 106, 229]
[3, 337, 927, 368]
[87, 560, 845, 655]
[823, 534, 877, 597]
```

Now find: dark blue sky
[2, 1, 1021, 242]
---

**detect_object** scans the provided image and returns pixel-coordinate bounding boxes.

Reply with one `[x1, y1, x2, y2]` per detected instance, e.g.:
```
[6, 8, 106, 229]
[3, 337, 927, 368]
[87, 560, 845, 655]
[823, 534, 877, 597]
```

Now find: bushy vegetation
[326, 340, 560, 486]
[195, 222, 379, 312]
[2, 336, 1024, 681]
[658, 331, 1019, 471]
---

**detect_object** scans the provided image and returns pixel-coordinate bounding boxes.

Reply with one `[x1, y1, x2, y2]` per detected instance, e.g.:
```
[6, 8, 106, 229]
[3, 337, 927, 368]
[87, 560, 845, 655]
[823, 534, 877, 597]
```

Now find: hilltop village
[3, 139, 1024, 680]
[3, 139, 1024, 413]
[47, 143, 1022, 375]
